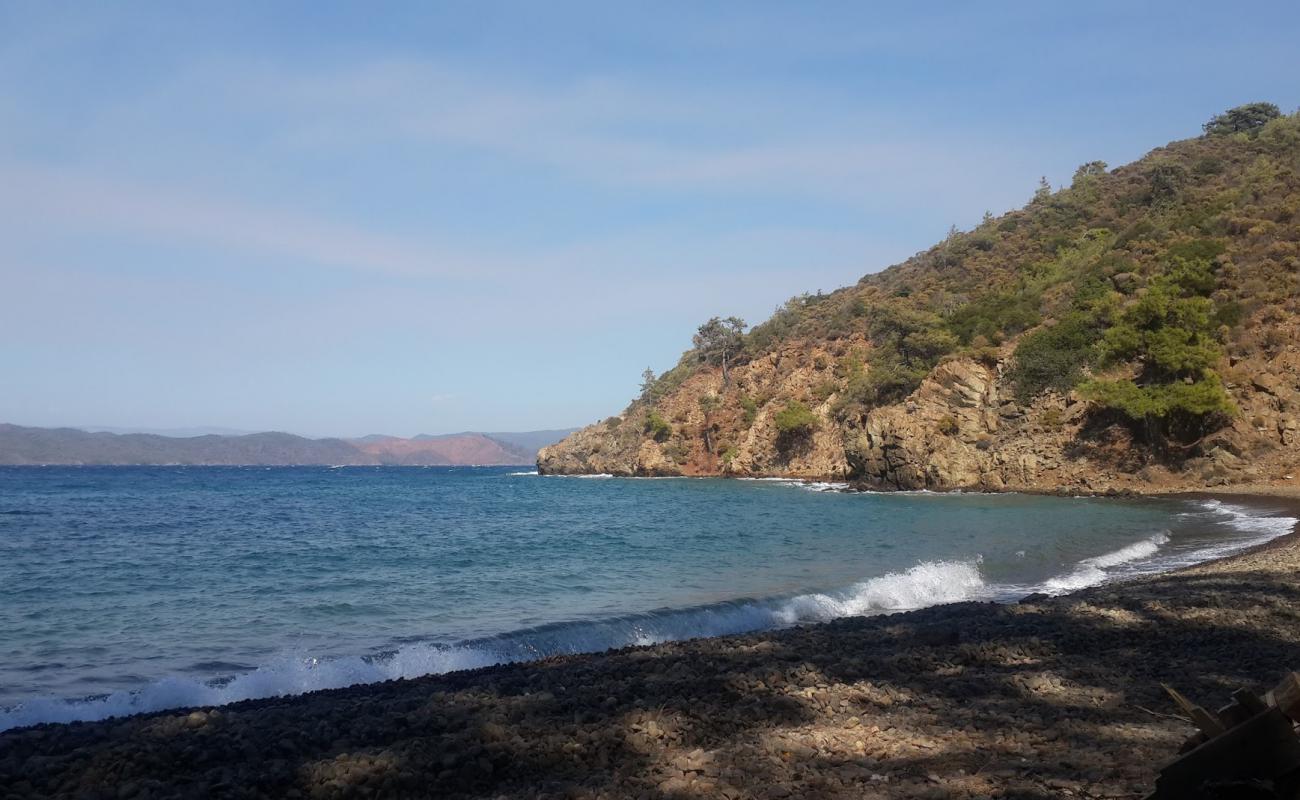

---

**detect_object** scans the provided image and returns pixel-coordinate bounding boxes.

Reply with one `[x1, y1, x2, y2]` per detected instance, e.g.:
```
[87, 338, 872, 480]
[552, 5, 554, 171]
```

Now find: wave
[6, 500, 1294, 732]
[774, 560, 987, 622]
[800, 481, 850, 493]
[737, 477, 850, 492]
[0, 559, 988, 731]
[1162, 499, 1299, 565]
[506, 470, 538, 476]
[1195, 499, 1298, 537]
[1038, 500, 1297, 595]
[0, 645, 502, 732]
[1042, 531, 1171, 594]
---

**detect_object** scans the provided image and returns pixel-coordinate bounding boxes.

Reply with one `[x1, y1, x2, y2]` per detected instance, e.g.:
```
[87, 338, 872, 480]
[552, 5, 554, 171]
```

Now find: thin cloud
[204, 58, 1044, 209]
[0, 163, 512, 281]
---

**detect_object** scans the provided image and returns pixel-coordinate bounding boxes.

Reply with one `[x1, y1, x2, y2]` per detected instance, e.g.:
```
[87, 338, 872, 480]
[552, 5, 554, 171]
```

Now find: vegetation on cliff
[541, 104, 1300, 489]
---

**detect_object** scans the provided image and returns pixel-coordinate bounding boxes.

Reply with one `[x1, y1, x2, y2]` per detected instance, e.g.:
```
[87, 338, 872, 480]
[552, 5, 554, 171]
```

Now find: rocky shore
[3, 495, 1300, 800]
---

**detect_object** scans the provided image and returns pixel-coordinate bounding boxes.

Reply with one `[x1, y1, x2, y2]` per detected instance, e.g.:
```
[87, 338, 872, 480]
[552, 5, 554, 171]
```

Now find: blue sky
[2, 2, 1298, 437]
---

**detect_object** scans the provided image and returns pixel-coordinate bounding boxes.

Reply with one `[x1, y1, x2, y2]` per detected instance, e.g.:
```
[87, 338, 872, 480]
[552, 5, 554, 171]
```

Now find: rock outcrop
[540, 323, 1300, 493]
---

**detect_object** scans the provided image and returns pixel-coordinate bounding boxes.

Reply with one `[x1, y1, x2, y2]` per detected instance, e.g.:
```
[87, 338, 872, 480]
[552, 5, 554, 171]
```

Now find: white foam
[1042, 531, 1171, 594]
[801, 481, 850, 492]
[8, 500, 1293, 732]
[506, 470, 538, 476]
[0, 644, 502, 732]
[1197, 499, 1298, 538]
[0, 559, 991, 732]
[1083, 531, 1170, 568]
[774, 560, 987, 623]
[1041, 564, 1108, 594]
[1153, 500, 1299, 568]
[738, 477, 849, 492]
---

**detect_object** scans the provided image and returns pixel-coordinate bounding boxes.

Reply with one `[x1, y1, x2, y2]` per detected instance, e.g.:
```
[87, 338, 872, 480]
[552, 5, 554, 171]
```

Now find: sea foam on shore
[1, 489, 1294, 733]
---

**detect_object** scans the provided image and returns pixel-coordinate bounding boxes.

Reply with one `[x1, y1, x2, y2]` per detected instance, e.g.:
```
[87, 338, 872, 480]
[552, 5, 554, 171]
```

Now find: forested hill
[540, 103, 1300, 493]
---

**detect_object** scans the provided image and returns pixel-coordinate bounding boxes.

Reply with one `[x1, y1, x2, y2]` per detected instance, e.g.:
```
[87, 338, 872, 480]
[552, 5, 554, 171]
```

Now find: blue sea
[1, 466, 1295, 731]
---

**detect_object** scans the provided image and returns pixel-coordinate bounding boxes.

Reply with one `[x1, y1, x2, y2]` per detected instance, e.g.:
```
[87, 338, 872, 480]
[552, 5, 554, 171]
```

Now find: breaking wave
[0, 559, 987, 731]
[1039, 499, 1296, 594]
[4, 498, 1294, 733]
[1042, 531, 1171, 594]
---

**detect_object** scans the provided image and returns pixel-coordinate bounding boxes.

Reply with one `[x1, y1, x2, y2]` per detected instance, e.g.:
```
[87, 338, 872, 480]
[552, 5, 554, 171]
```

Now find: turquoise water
[0, 466, 1294, 730]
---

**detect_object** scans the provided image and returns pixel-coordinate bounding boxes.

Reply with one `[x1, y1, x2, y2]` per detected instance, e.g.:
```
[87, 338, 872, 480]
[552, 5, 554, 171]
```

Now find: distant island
[0, 424, 577, 466]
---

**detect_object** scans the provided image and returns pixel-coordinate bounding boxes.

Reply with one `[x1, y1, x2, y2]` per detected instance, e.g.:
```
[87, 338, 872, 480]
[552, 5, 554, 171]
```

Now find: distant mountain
[0, 425, 362, 466]
[350, 433, 532, 466]
[0, 425, 578, 466]
[77, 425, 258, 437]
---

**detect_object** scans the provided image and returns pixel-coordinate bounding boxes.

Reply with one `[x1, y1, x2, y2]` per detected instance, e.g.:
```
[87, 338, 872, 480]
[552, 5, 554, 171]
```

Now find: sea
[1, 465, 1296, 731]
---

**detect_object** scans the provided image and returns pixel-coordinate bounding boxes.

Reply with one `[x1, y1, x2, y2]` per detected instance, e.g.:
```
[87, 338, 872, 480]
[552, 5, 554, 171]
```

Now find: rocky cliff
[540, 106, 1300, 493]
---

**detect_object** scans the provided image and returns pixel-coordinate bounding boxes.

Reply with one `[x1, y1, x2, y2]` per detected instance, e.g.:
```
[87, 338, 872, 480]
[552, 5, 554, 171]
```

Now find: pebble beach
[3, 493, 1299, 800]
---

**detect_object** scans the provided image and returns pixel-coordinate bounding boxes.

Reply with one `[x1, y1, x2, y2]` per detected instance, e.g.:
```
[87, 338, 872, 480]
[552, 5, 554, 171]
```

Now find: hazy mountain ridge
[0, 425, 577, 466]
[540, 105, 1300, 493]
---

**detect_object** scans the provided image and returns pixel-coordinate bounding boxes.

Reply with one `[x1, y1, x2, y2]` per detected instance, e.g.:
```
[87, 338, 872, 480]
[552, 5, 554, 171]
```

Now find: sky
[2, 2, 1298, 437]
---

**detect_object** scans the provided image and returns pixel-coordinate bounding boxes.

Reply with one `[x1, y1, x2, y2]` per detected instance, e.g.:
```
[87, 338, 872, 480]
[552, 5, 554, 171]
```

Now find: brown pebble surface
[4, 494, 1300, 800]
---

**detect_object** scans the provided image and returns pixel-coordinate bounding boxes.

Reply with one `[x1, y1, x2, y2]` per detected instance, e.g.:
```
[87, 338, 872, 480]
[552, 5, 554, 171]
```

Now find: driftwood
[1148, 673, 1300, 799]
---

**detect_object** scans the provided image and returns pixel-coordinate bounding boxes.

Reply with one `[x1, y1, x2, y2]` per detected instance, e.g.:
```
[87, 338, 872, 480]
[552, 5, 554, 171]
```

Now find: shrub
[644, 410, 672, 441]
[945, 291, 1042, 344]
[738, 395, 760, 427]
[773, 401, 818, 435]
[1081, 373, 1235, 425]
[811, 379, 839, 403]
[1009, 314, 1100, 401]
[1082, 250, 1236, 440]
[838, 358, 929, 412]
[645, 361, 693, 402]
[936, 416, 959, 436]
[1147, 162, 1188, 205]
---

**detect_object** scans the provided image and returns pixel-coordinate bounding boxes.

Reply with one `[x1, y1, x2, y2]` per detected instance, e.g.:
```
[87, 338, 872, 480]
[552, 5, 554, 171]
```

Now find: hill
[0, 425, 576, 466]
[540, 104, 1300, 493]
[350, 433, 538, 465]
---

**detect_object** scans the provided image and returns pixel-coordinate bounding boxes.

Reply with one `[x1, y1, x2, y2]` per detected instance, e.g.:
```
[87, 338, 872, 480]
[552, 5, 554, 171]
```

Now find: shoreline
[541, 466, 1300, 500]
[3, 491, 1299, 798]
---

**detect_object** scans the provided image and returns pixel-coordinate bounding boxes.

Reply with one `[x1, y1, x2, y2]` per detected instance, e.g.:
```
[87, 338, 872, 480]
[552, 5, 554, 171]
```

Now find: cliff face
[540, 327, 1300, 492]
[540, 108, 1300, 493]
[540, 340, 861, 479]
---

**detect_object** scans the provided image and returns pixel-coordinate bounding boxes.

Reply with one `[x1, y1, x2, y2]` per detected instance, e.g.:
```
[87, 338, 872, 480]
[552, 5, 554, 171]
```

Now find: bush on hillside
[643, 410, 672, 442]
[1204, 103, 1282, 137]
[738, 394, 760, 427]
[773, 401, 818, 435]
[945, 291, 1042, 345]
[1009, 314, 1100, 402]
[1081, 246, 1236, 440]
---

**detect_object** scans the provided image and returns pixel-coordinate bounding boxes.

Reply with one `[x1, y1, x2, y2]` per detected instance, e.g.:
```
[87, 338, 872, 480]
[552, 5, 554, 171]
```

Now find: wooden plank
[1233, 688, 1268, 715]
[1153, 707, 1300, 798]
[1216, 701, 1252, 729]
[1163, 684, 1227, 737]
[1270, 672, 1300, 722]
